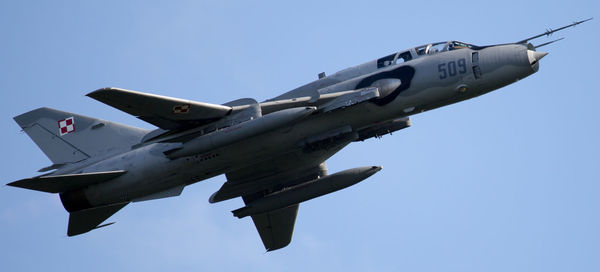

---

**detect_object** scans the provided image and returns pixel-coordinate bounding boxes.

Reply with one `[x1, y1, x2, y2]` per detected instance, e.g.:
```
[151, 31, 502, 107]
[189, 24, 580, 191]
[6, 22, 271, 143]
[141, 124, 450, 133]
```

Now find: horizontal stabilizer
[67, 202, 128, 236]
[87, 87, 233, 130]
[7, 170, 126, 193]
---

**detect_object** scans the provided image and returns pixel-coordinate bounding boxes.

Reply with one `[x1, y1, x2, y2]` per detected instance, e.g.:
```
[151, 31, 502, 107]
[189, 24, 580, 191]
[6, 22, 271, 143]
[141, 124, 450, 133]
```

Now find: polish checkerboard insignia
[58, 117, 75, 136]
[173, 104, 191, 114]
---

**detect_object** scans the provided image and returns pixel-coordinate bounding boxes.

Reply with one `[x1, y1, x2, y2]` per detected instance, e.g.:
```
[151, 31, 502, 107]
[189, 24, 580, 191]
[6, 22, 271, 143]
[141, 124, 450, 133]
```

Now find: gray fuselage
[58, 42, 539, 209]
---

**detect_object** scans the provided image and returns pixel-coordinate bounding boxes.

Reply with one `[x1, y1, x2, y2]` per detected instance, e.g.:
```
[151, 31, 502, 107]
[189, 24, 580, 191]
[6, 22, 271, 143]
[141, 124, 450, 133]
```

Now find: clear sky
[1, 1, 598, 271]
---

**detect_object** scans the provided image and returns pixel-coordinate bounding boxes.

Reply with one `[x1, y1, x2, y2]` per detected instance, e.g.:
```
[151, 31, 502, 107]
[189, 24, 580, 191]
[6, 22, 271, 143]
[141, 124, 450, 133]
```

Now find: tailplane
[7, 170, 127, 193]
[14, 107, 148, 167]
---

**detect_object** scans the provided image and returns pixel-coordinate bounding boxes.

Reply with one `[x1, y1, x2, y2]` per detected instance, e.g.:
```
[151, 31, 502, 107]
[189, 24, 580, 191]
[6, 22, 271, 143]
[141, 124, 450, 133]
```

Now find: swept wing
[87, 87, 233, 130]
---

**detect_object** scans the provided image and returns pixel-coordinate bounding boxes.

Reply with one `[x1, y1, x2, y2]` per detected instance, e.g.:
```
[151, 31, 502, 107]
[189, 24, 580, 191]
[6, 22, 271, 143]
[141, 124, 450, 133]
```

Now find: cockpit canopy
[376, 41, 479, 69]
[415, 41, 478, 56]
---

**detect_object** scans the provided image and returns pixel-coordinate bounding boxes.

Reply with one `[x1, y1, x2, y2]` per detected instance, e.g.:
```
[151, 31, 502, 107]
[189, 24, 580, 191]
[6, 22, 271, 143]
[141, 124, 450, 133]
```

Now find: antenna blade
[534, 38, 565, 49]
[516, 18, 592, 44]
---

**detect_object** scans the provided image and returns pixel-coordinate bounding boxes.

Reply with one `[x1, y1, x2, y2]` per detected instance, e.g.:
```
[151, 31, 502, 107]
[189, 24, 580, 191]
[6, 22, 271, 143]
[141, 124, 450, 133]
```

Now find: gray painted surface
[7, 19, 588, 251]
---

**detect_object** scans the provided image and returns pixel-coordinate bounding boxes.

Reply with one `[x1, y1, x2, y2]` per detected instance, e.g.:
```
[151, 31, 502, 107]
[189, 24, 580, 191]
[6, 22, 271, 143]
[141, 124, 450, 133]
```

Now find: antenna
[534, 37, 565, 49]
[516, 18, 592, 44]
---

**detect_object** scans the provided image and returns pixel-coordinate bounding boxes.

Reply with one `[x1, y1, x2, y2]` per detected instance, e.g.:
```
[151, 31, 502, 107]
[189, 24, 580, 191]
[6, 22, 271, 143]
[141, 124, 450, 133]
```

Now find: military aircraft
[8, 19, 591, 251]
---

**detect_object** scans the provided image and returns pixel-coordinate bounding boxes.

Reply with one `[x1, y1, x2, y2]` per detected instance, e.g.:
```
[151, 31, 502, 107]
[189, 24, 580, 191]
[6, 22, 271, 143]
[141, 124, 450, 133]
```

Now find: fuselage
[57, 41, 542, 211]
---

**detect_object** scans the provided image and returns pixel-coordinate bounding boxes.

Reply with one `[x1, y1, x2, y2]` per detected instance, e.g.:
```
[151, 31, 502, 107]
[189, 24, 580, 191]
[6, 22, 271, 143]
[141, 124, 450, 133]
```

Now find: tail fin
[14, 107, 149, 165]
[67, 202, 128, 236]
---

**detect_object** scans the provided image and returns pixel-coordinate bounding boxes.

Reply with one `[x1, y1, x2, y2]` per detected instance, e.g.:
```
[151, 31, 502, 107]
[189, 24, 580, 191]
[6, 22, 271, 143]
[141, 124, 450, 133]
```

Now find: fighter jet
[8, 19, 591, 251]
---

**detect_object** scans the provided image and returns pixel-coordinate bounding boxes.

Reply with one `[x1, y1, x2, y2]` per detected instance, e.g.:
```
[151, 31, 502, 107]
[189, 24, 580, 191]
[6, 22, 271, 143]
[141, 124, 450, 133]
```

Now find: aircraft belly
[216, 103, 387, 170]
[80, 144, 193, 205]
[74, 95, 409, 207]
[80, 100, 410, 207]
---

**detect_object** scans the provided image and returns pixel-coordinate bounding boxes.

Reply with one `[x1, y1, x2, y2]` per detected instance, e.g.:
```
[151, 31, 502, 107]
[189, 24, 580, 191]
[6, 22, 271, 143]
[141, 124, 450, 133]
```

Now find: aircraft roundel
[58, 117, 75, 136]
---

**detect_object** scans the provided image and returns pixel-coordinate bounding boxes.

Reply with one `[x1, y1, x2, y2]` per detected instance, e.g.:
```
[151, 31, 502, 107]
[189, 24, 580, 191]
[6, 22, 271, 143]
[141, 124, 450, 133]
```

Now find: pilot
[449, 42, 468, 50]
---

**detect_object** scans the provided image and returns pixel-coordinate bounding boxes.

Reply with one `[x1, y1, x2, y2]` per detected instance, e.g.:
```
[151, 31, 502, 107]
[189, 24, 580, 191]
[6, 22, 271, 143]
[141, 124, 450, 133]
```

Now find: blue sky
[1, 1, 598, 271]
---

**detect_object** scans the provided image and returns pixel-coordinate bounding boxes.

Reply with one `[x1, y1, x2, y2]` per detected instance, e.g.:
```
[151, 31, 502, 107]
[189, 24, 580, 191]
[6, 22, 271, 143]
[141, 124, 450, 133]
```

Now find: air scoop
[527, 50, 548, 65]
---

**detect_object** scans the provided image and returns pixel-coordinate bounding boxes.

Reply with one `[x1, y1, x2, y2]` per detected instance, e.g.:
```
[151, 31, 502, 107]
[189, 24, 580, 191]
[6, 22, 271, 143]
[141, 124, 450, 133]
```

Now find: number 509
[438, 59, 467, 79]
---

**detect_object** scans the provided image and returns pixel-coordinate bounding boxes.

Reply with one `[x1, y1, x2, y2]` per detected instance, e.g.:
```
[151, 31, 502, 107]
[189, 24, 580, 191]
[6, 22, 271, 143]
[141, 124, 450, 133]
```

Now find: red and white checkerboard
[58, 117, 75, 136]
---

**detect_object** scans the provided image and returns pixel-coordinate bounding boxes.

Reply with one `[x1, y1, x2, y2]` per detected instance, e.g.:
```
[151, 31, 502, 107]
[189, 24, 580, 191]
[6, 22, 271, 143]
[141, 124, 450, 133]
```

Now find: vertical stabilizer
[14, 107, 148, 165]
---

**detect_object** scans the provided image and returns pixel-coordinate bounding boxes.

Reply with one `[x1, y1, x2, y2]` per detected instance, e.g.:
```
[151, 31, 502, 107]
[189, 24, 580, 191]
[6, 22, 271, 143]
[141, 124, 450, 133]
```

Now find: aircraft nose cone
[527, 50, 548, 65]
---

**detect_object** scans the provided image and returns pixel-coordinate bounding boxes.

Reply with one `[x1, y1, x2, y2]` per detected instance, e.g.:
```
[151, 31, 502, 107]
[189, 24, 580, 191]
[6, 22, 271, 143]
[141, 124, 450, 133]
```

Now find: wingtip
[86, 87, 112, 98]
[208, 192, 218, 203]
[86, 87, 127, 98]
